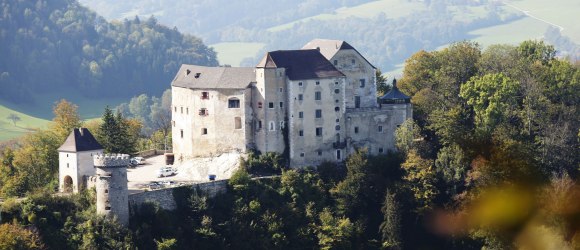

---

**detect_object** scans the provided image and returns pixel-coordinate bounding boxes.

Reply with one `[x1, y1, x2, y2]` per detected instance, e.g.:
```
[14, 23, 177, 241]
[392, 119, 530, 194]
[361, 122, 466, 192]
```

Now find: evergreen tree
[380, 189, 402, 250]
[97, 106, 120, 153]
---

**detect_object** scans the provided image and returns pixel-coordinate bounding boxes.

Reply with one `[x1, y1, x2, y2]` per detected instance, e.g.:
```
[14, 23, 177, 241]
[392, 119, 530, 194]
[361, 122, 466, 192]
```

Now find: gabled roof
[301, 39, 376, 69]
[380, 79, 410, 101]
[256, 49, 345, 80]
[58, 128, 103, 152]
[172, 65, 255, 89]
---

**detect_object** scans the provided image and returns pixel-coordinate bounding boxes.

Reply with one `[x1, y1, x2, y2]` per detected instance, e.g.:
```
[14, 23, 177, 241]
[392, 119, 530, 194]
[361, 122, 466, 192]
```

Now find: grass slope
[210, 42, 266, 66]
[0, 105, 50, 141]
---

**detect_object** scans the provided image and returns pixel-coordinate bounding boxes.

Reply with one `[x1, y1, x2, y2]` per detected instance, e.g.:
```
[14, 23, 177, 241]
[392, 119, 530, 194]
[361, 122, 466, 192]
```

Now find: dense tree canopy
[0, 0, 217, 103]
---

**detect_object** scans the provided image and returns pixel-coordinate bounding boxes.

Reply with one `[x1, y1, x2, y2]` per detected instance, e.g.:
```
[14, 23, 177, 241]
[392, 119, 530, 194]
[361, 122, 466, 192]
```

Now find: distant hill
[79, 0, 580, 74]
[0, 0, 218, 105]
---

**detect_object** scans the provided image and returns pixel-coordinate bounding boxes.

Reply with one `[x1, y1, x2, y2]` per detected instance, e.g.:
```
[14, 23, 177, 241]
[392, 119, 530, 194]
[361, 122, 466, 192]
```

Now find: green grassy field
[267, 0, 426, 32]
[0, 104, 50, 141]
[210, 42, 266, 66]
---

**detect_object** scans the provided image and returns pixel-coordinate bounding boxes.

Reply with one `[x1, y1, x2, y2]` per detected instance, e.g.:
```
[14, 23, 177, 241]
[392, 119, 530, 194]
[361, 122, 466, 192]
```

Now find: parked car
[159, 180, 176, 187]
[157, 167, 176, 178]
[133, 157, 146, 165]
[129, 159, 138, 168]
[148, 182, 161, 190]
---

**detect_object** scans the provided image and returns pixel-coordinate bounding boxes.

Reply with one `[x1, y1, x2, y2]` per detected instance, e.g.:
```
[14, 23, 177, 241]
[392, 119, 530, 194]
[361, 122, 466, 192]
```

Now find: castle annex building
[171, 39, 412, 168]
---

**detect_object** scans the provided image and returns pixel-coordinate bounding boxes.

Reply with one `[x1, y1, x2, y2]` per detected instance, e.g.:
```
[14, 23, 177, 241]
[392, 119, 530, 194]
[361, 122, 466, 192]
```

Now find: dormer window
[194, 73, 201, 78]
[201, 92, 209, 100]
[186, 69, 191, 76]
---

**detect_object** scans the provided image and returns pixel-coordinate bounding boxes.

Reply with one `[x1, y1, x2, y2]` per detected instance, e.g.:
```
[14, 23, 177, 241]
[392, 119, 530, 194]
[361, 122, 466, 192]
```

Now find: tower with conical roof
[58, 128, 103, 193]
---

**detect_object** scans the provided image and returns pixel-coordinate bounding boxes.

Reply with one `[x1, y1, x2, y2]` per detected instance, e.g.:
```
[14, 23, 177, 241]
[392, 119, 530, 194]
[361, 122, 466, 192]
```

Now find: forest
[0, 40, 579, 249]
[0, 0, 217, 104]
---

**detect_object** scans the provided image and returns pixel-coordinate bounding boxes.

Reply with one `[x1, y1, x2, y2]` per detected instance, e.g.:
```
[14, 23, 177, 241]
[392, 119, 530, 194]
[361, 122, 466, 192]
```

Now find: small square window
[335, 99, 339, 103]
[379, 148, 384, 153]
[316, 81, 320, 85]
[315, 109, 322, 118]
[378, 125, 383, 133]
[201, 92, 209, 99]
[335, 125, 340, 131]
[279, 87, 283, 92]
[299, 130, 304, 136]
[199, 108, 208, 116]
[299, 112, 304, 118]
[228, 98, 240, 108]
[268, 102, 274, 109]
[315, 91, 321, 100]
[335, 89, 340, 94]
[335, 119, 339, 122]
[335, 107, 340, 112]
[202, 128, 207, 135]
[360, 79, 365, 88]
[318, 151, 322, 156]
[300, 152, 305, 157]
[316, 127, 323, 137]
[298, 94, 303, 100]
[335, 81, 339, 85]
[354, 127, 359, 134]
[298, 82, 303, 87]
[258, 102, 263, 108]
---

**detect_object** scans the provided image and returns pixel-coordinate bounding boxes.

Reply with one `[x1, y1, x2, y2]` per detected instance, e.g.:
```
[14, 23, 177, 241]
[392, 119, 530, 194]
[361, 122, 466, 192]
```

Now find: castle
[171, 39, 412, 168]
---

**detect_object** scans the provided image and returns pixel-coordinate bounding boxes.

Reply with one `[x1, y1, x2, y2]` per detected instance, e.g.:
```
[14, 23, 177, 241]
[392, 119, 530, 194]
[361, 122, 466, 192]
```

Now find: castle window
[67, 163, 69, 168]
[279, 87, 283, 92]
[258, 120, 262, 129]
[299, 130, 303, 136]
[194, 73, 201, 78]
[298, 94, 303, 101]
[316, 127, 322, 137]
[300, 152, 305, 157]
[199, 108, 208, 116]
[336, 119, 339, 122]
[316, 81, 320, 85]
[234, 117, 242, 129]
[174, 106, 177, 112]
[335, 99, 339, 103]
[279, 102, 283, 108]
[337, 150, 342, 160]
[172, 121, 175, 127]
[359, 79, 365, 88]
[335, 89, 340, 94]
[315, 91, 321, 100]
[202, 128, 208, 135]
[351, 59, 355, 65]
[378, 125, 383, 133]
[180, 129, 183, 138]
[269, 121, 275, 131]
[335, 107, 340, 112]
[280, 121, 285, 128]
[334, 60, 337, 65]
[354, 127, 359, 134]
[315, 109, 322, 118]
[105, 206, 111, 211]
[228, 98, 240, 108]
[298, 81, 303, 87]
[299, 112, 304, 118]
[379, 148, 384, 153]
[318, 151, 322, 156]
[181, 107, 183, 113]
[335, 125, 340, 131]
[201, 92, 209, 100]
[105, 189, 109, 193]
[258, 102, 262, 108]
[335, 81, 339, 85]
[67, 154, 69, 157]
[268, 102, 274, 109]
[186, 107, 189, 114]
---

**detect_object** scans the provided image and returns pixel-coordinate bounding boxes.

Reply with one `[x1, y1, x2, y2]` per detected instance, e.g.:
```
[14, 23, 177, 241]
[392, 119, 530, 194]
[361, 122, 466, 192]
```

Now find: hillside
[79, 0, 580, 73]
[0, 0, 218, 106]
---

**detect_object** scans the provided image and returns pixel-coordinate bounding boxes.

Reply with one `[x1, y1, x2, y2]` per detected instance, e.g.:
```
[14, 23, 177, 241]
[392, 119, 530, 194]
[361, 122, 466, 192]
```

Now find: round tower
[93, 153, 130, 226]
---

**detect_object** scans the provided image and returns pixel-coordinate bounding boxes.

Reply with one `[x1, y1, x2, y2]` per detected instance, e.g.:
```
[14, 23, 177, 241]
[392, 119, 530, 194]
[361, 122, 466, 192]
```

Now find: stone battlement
[93, 153, 130, 167]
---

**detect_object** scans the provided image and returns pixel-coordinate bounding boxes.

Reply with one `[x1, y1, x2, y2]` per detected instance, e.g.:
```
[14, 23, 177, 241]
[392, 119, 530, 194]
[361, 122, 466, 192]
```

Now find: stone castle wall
[128, 180, 227, 211]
